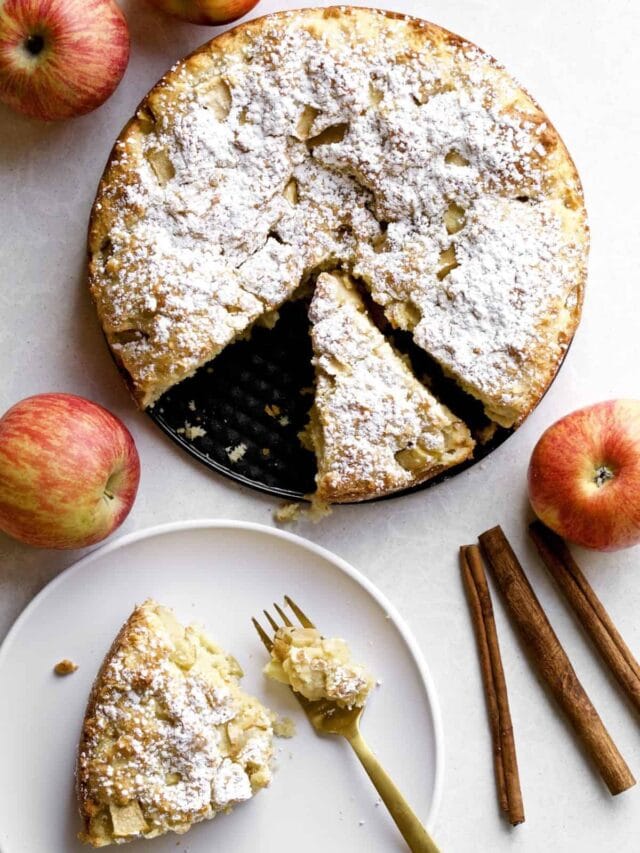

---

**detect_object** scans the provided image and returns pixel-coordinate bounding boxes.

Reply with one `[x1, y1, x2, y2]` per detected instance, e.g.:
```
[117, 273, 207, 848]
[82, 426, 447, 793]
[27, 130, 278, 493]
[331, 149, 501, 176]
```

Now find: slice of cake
[305, 272, 474, 502]
[353, 192, 585, 428]
[265, 625, 374, 709]
[76, 600, 274, 847]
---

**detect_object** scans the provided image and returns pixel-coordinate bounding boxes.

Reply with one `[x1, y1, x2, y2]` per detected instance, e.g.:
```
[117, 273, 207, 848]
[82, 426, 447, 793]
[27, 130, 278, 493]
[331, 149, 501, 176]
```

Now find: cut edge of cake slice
[76, 600, 274, 848]
[304, 272, 474, 503]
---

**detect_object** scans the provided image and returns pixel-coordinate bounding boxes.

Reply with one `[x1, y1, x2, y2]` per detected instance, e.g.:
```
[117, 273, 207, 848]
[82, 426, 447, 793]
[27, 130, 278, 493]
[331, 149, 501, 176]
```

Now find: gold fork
[252, 596, 441, 853]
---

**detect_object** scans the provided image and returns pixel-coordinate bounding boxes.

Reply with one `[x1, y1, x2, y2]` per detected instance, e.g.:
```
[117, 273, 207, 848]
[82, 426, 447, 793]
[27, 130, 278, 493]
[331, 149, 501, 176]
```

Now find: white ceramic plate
[0, 521, 442, 852]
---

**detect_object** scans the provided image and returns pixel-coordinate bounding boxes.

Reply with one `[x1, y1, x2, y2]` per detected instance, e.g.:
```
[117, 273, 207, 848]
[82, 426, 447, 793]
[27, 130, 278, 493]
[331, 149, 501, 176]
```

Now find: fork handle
[347, 731, 441, 853]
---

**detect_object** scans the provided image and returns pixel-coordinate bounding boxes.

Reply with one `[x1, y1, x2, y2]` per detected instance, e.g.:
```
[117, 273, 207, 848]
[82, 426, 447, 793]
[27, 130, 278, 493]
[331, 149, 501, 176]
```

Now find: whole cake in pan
[89, 6, 588, 501]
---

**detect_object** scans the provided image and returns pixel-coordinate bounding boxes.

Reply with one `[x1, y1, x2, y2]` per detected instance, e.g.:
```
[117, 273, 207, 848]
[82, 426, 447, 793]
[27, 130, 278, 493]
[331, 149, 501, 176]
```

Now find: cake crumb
[226, 443, 247, 463]
[274, 502, 302, 523]
[261, 447, 271, 457]
[476, 422, 498, 444]
[274, 499, 332, 524]
[187, 400, 196, 412]
[278, 415, 290, 427]
[54, 659, 78, 676]
[308, 498, 332, 521]
[264, 404, 281, 418]
[273, 716, 296, 738]
[183, 422, 207, 440]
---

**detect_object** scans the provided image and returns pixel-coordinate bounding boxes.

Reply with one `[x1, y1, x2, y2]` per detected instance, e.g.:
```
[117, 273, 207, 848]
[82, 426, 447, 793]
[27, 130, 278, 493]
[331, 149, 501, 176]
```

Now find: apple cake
[306, 271, 474, 502]
[265, 625, 374, 709]
[88, 6, 588, 496]
[76, 600, 274, 847]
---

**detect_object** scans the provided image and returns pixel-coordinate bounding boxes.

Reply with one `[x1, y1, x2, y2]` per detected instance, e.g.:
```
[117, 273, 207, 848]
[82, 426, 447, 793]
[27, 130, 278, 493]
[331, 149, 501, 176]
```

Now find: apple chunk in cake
[76, 600, 274, 847]
[305, 273, 474, 502]
[265, 625, 374, 709]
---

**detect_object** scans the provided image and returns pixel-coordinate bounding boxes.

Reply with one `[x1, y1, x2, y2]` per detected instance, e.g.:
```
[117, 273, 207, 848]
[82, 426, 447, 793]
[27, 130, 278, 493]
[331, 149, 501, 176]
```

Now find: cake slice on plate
[304, 272, 474, 503]
[76, 600, 274, 847]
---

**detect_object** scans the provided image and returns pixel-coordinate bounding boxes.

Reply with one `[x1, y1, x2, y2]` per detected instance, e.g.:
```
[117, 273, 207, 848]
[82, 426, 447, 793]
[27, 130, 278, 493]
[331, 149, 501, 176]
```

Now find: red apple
[0, 393, 140, 549]
[0, 0, 130, 121]
[528, 400, 640, 551]
[144, 0, 259, 26]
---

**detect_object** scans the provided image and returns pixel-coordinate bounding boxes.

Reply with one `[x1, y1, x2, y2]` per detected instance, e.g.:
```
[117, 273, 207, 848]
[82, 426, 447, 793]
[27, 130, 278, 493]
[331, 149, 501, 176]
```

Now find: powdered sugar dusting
[77, 601, 274, 844]
[91, 8, 586, 419]
[309, 273, 472, 499]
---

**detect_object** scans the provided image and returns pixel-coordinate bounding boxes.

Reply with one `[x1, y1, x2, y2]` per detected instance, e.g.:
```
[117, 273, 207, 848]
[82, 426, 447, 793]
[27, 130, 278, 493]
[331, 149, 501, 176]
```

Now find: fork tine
[273, 602, 293, 627]
[263, 609, 280, 632]
[284, 595, 316, 628]
[251, 617, 273, 652]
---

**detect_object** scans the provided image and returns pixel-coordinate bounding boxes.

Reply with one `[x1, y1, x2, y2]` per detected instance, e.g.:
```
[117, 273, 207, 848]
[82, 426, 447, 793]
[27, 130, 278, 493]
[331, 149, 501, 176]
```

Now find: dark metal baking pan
[147, 297, 525, 502]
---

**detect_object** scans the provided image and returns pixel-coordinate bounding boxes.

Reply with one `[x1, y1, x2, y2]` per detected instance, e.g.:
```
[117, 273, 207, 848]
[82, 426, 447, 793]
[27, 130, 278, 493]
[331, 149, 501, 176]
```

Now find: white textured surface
[1, 1, 639, 851]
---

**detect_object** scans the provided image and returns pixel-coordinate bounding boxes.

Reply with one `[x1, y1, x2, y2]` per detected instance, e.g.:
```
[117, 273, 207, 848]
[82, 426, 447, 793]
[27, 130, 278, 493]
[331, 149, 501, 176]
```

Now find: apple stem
[104, 471, 120, 502]
[594, 465, 614, 487]
[24, 34, 45, 56]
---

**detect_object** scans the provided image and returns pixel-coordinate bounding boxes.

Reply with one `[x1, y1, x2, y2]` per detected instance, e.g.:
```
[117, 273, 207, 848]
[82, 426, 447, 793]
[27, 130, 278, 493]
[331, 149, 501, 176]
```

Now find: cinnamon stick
[461, 545, 524, 825]
[529, 520, 640, 716]
[479, 525, 635, 796]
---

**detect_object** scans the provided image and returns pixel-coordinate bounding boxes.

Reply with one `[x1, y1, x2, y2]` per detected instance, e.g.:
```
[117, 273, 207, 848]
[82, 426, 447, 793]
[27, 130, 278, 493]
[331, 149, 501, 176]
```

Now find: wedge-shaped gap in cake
[346, 273, 500, 443]
[151, 299, 318, 496]
[343, 274, 394, 335]
[383, 324, 504, 445]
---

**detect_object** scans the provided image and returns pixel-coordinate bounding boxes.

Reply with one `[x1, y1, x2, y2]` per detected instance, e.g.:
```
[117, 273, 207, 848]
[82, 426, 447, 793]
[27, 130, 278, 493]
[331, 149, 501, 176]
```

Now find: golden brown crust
[314, 461, 450, 504]
[76, 608, 138, 839]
